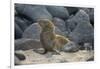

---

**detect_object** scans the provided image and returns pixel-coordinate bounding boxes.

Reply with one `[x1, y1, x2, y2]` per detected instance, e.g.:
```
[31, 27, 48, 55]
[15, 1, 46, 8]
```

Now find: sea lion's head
[37, 19, 55, 32]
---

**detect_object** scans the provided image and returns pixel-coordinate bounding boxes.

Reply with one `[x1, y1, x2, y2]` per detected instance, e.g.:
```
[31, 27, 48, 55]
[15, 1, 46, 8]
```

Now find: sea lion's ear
[37, 19, 44, 27]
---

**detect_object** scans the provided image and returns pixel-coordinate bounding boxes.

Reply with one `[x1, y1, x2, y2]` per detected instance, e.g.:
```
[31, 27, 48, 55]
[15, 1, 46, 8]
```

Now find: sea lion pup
[38, 19, 70, 54]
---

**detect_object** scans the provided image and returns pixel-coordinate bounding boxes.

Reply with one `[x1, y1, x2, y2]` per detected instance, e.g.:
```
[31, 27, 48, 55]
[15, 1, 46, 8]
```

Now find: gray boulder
[65, 10, 90, 33]
[15, 55, 21, 65]
[22, 23, 41, 40]
[15, 23, 23, 39]
[86, 57, 94, 61]
[15, 16, 28, 31]
[53, 17, 68, 35]
[80, 8, 94, 25]
[62, 41, 79, 52]
[15, 38, 43, 50]
[66, 7, 79, 15]
[15, 4, 53, 22]
[69, 20, 94, 44]
[15, 53, 26, 60]
[84, 43, 93, 50]
[22, 17, 33, 26]
[46, 6, 69, 19]
[15, 51, 26, 65]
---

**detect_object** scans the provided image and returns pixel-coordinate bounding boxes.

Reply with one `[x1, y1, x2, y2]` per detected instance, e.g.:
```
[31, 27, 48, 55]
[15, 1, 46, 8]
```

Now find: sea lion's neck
[41, 30, 56, 40]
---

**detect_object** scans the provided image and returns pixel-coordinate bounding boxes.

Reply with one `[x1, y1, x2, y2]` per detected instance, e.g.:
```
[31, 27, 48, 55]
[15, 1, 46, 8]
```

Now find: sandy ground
[15, 49, 94, 65]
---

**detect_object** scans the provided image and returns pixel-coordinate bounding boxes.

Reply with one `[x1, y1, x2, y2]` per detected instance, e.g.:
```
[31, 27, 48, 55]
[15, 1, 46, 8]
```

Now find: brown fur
[38, 19, 70, 54]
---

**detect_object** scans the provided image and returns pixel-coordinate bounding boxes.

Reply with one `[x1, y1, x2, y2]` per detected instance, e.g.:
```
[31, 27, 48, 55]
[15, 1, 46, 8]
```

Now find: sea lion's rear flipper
[53, 49, 61, 55]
